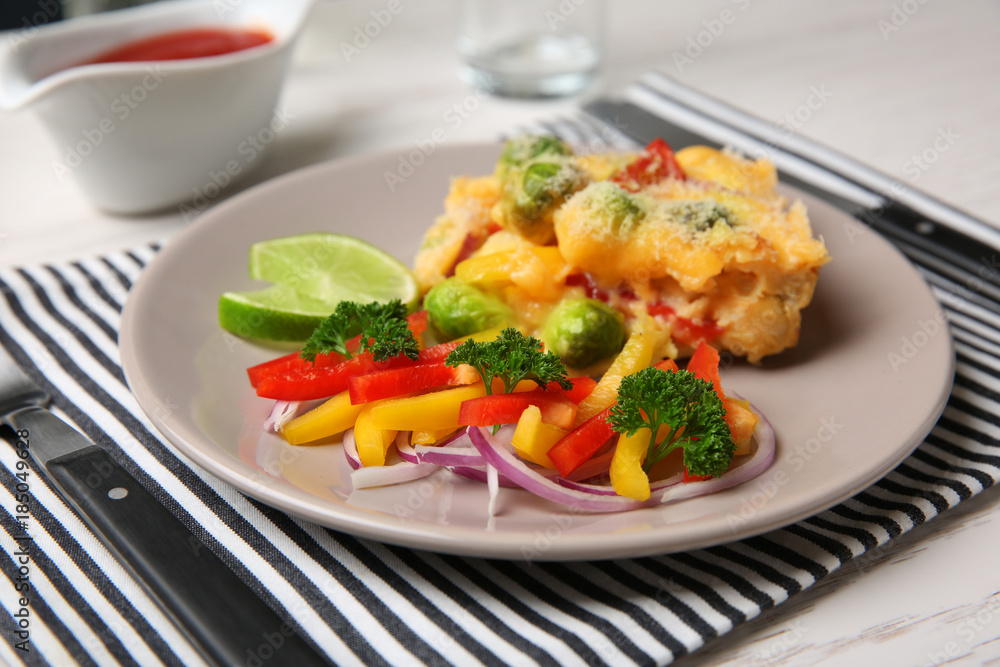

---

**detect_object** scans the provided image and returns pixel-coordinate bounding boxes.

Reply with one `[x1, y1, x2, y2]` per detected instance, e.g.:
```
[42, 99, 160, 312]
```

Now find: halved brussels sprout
[543, 298, 626, 369]
[496, 135, 574, 180]
[494, 159, 589, 245]
[668, 200, 731, 232]
[423, 277, 511, 341]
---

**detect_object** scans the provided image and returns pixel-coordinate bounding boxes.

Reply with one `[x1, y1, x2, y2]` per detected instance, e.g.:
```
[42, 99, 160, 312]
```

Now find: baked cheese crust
[414, 139, 829, 365]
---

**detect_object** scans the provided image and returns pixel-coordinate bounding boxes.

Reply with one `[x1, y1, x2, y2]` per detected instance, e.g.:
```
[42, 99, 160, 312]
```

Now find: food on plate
[243, 298, 774, 512]
[414, 135, 829, 365]
[222, 136, 814, 512]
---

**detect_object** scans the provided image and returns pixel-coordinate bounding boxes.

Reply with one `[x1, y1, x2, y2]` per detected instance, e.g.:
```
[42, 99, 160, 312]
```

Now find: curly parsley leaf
[300, 299, 418, 363]
[444, 327, 572, 395]
[357, 300, 419, 362]
[608, 367, 734, 477]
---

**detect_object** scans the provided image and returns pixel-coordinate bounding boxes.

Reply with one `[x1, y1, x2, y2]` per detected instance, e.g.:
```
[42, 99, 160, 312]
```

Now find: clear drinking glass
[457, 0, 606, 98]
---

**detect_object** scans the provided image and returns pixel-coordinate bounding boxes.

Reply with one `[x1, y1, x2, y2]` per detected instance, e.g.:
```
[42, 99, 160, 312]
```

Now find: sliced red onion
[265, 399, 326, 432]
[469, 425, 651, 512]
[467, 403, 777, 513]
[414, 443, 486, 467]
[264, 401, 300, 432]
[348, 431, 438, 489]
[556, 471, 683, 495]
[450, 464, 519, 487]
[340, 404, 776, 512]
[486, 464, 500, 516]
[653, 406, 776, 504]
[342, 428, 361, 470]
[350, 461, 438, 489]
[562, 451, 614, 482]
[396, 435, 420, 464]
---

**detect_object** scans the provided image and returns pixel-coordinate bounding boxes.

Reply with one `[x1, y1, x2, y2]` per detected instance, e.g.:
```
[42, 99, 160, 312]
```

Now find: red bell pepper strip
[654, 358, 679, 373]
[685, 340, 724, 399]
[647, 303, 723, 347]
[349, 310, 429, 354]
[256, 353, 383, 401]
[246, 350, 344, 388]
[682, 469, 712, 483]
[416, 339, 464, 363]
[610, 138, 686, 192]
[348, 362, 474, 405]
[546, 405, 617, 478]
[458, 391, 577, 430]
[246, 311, 429, 389]
[543, 375, 597, 404]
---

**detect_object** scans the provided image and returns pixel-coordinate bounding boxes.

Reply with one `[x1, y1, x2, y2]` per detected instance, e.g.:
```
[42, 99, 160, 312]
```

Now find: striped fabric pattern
[1, 125, 998, 667]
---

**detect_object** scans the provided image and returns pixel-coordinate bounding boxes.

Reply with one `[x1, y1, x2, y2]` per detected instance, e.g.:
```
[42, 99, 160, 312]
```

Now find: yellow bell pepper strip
[411, 428, 459, 445]
[455, 247, 564, 300]
[281, 390, 364, 445]
[368, 378, 540, 432]
[610, 430, 651, 500]
[353, 402, 398, 467]
[368, 383, 489, 432]
[573, 327, 657, 426]
[511, 405, 567, 468]
[723, 398, 758, 456]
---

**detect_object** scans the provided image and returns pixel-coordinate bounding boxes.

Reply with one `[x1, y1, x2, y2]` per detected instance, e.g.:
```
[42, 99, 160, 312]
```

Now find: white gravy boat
[0, 0, 314, 214]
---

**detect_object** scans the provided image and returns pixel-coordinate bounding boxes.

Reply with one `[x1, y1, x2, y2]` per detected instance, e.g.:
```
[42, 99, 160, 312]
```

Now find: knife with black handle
[0, 348, 331, 667]
[584, 81, 1000, 315]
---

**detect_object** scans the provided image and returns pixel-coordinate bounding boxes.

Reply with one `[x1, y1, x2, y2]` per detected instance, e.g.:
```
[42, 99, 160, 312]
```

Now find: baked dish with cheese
[414, 136, 829, 368]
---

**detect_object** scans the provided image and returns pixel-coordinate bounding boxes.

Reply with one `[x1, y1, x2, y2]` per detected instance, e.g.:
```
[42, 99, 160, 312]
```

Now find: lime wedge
[218, 285, 336, 341]
[249, 233, 419, 310]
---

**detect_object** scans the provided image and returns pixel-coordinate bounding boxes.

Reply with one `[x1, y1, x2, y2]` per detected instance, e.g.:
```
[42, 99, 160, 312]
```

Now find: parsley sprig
[301, 299, 419, 363]
[608, 367, 735, 477]
[444, 327, 572, 395]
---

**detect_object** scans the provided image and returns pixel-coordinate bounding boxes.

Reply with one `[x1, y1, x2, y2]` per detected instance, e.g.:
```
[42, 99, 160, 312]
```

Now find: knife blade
[583, 95, 1000, 316]
[0, 346, 330, 667]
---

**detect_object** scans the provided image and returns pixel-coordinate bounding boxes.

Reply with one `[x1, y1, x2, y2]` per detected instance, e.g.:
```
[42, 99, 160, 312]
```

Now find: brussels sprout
[423, 278, 511, 341]
[495, 159, 589, 244]
[496, 135, 573, 180]
[573, 182, 647, 235]
[543, 298, 626, 369]
[668, 201, 731, 232]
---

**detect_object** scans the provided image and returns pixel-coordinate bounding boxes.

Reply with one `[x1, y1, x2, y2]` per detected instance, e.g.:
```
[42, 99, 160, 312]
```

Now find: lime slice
[248, 233, 419, 310]
[218, 285, 336, 341]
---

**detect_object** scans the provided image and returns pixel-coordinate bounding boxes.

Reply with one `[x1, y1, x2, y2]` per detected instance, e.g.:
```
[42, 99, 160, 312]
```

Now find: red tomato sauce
[81, 27, 273, 65]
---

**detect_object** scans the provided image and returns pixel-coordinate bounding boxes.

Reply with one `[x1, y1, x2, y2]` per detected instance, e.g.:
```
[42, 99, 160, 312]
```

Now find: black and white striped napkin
[2, 96, 999, 667]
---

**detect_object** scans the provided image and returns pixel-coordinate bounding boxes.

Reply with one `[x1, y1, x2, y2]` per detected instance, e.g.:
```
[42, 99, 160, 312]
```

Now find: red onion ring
[468, 426, 652, 512]
[448, 464, 520, 487]
[467, 403, 777, 513]
[264, 400, 301, 432]
[413, 444, 485, 467]
[342, 428, 361, 470]
[265, 399, 326, 432]
[343, 404, 776, 511]
[348, 432, 438, 489]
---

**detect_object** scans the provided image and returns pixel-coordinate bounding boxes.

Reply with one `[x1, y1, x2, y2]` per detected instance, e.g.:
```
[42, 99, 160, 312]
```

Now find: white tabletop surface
[2, 1, 999, 665]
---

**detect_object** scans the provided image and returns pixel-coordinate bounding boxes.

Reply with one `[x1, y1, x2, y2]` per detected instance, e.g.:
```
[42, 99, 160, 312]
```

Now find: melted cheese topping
[415, 143, 830, 364]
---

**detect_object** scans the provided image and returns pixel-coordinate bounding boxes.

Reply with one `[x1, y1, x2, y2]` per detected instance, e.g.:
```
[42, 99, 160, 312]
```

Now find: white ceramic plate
[120, 143, 955, 560]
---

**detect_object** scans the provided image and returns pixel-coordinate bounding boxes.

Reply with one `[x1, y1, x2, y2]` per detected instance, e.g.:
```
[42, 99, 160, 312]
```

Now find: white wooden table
[2, 1, 999, 664]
